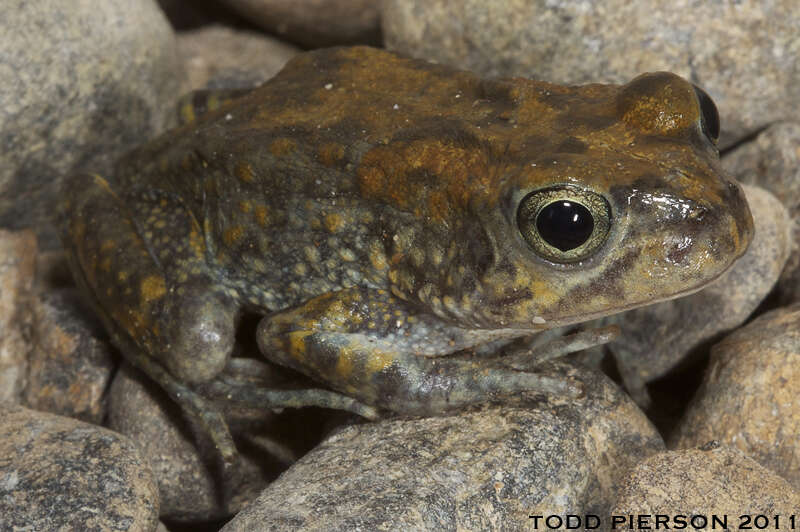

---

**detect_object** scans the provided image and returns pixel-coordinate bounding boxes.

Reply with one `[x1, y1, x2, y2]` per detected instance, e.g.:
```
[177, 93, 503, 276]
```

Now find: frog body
[59, 46, 753, 461]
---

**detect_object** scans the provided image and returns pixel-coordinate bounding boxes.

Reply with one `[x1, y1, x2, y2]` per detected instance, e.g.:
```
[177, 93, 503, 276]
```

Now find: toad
[59, 46, 753, 463]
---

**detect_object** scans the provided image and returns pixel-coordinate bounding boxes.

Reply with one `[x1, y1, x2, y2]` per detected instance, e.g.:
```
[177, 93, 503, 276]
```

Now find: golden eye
[517, 186, 611, 263]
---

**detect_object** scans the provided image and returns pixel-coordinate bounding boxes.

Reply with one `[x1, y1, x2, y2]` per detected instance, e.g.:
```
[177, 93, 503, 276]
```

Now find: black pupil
[694, 86, 720, 142]
[536, 201, 594, 252]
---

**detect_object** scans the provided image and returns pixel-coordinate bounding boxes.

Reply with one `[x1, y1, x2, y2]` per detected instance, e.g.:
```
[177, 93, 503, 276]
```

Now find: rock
[671, 304, 800, 490]
[108, 362, 283, 522]
[177, 25, 299, 93]
[382, 0, 800, 147]
[23, 289, 115, 424]
[222, 364, 663, 530]
[218, 0, 381, 48]
[612, 445, 800, 520]
[724, 121, 800, 304]
[0, 0, 181, 248]
[575, 185, 789, 402]
[0, 404, 159, 531]
[0, 229, 37, 404]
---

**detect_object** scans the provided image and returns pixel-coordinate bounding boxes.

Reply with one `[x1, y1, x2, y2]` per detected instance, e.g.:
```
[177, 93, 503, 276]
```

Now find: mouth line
[545, 240, 748, 330]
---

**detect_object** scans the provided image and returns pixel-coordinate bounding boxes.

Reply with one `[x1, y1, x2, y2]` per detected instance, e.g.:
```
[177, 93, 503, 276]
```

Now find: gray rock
[382, 0, 800, 147]
[223, 364, 663, 531]
[612, 445, 800, 519]
[0, 404, 159, 531]
[671, 304, 800, 490]
[0, 229, 37, 404]
[177, 25, 299, 93]
[576, 185, 789, 401]
[724, 121, 800, 304]
[219, 0, 381, 48]
[23, 289, 115, 424]
[108, 362, 284, 522]
[0, 0, 181, 248]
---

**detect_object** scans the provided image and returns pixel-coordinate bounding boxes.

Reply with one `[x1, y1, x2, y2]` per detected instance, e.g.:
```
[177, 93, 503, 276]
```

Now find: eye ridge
[517, 186, 612, 264]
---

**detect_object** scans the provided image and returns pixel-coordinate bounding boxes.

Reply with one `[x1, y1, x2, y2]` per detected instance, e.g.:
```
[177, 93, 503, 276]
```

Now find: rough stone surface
[671, 304, 800, 490]
[219, 0, 381, 48]
[724, 121, 800, 304]
[108, 362, 281, 522]
[23, 289, 115, 424]
[0, 404, 159, 531]
[577, 185, 789, 397]
[382, 0, 800, 147]
[0, 229, 37, 404]
[612, 445, 800, 518]
[0, 0, 181, 248]
[177, 25, 299, 93]
[223, 364, 664, 531]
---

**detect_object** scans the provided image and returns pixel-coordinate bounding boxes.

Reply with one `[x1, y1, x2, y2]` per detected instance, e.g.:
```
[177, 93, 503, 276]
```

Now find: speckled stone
[612, 445, 800, 518]
[222, 364, 664, 531]
[382, 0, 800, 147]
[576, 185, 789, 400]
[23, 289, 115, 424]
[177, 25, 299, 93]
[108, 362, 282, 522]
[0, 229, 37, 404]
[218, 0, 381, 48]
[671, 304, 800, 490]
[724, 121, 800, 304]
[0, 0, 180, 248]
[0, 404, 159, 531]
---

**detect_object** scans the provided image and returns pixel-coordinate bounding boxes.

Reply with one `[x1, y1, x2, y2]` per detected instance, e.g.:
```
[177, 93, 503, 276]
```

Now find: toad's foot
[499, 325, 620, 371]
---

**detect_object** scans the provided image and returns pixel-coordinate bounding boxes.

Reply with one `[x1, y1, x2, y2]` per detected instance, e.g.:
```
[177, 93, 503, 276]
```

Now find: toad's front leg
[257, 288, 594, 415]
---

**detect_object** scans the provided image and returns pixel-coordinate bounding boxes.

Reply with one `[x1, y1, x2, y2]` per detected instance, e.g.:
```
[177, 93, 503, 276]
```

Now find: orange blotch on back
[140, 275, 167, 303]
[223, 225, 245, 246]
[357, 139, 496, 222]
[318, 142, 346, 167]
[235, 161, 255, 183]
[324, 213, 345, 233]
[270, 138, 297, 157]
[254, 205, 269, 226]
[188, 228, 206, 258]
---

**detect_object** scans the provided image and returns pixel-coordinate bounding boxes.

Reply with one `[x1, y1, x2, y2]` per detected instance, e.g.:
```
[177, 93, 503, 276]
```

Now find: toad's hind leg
[59, 173, 240, 460]
[59, 174, 377, 463]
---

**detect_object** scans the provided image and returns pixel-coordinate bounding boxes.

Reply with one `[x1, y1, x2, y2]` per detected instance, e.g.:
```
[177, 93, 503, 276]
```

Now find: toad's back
[112, 47, 558, 312]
